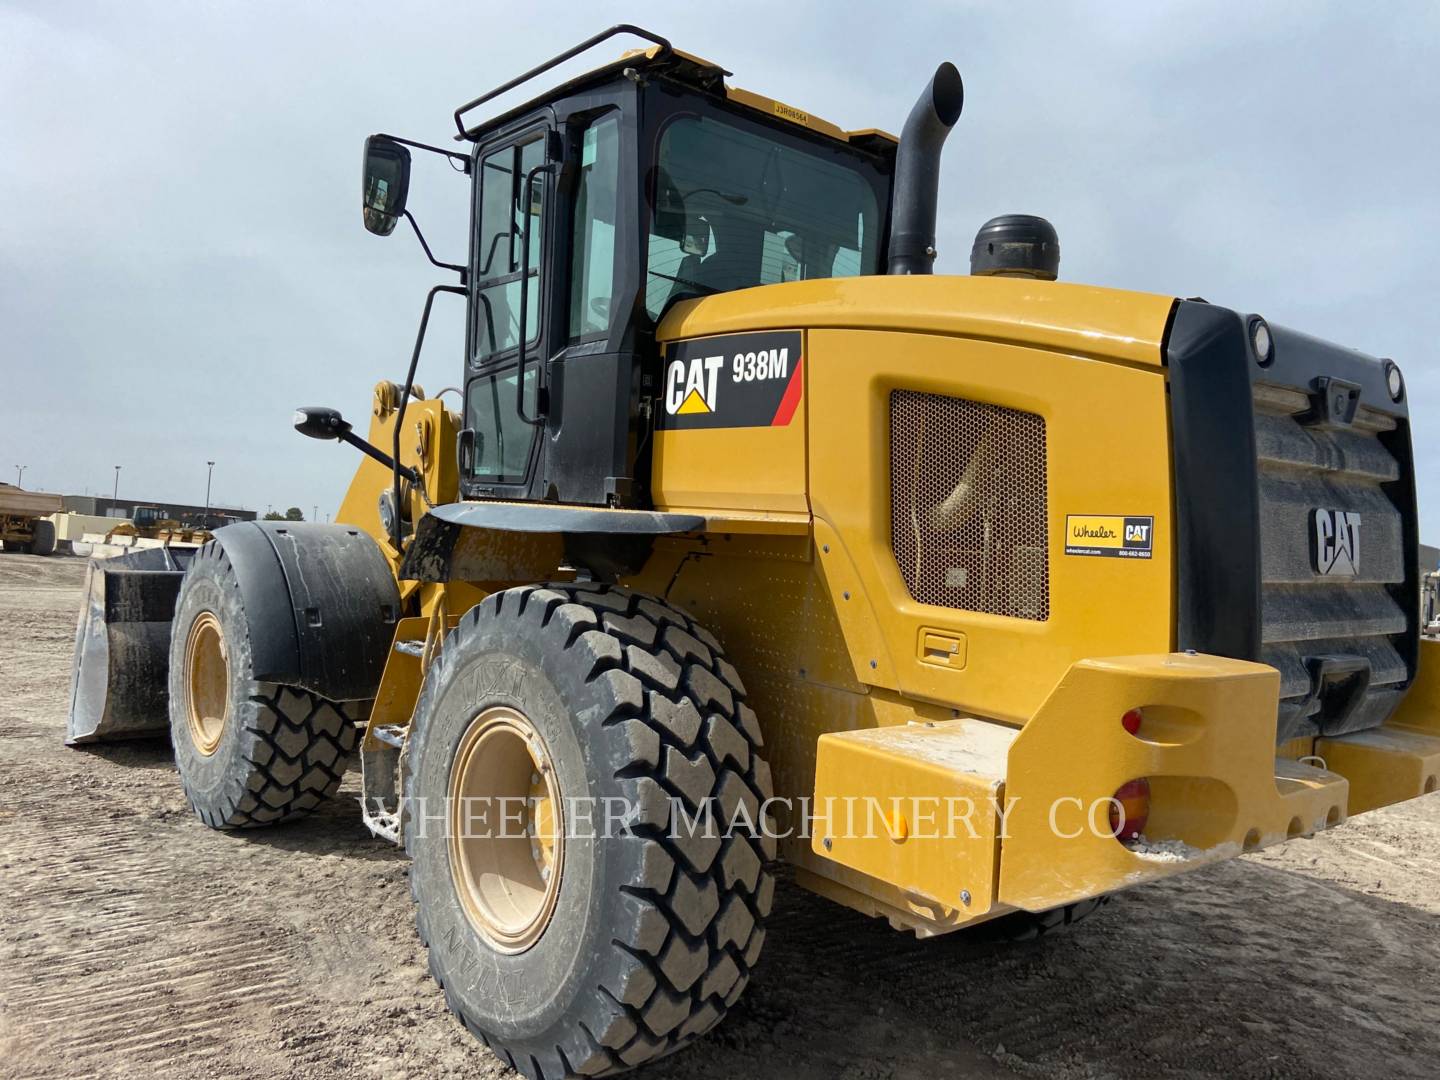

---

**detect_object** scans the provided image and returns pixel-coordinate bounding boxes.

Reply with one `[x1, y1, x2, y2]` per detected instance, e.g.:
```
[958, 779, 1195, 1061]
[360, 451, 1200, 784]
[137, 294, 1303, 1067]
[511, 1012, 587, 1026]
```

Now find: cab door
[462, 121, 554, 497]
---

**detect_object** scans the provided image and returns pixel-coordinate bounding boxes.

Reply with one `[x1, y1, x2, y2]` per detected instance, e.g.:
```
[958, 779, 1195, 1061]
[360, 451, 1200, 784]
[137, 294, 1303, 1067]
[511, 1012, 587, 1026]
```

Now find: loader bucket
[66, 546, 196, 745]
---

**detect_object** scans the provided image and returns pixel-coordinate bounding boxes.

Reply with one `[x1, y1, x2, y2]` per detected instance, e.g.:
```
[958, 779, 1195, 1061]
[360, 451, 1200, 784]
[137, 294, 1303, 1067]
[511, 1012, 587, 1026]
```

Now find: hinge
[1300, 376, 1361, 427]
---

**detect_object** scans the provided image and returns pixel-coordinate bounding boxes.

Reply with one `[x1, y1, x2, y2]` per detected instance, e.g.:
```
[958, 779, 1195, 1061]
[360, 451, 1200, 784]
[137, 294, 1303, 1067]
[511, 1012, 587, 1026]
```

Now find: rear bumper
[1321, 638, 1440, 814]
[810, 640, 1440, 929]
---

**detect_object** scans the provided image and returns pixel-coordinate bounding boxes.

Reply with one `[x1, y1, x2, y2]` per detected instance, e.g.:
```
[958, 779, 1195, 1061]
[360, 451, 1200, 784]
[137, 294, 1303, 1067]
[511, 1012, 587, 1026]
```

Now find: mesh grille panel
[890, 390, 1050, 620]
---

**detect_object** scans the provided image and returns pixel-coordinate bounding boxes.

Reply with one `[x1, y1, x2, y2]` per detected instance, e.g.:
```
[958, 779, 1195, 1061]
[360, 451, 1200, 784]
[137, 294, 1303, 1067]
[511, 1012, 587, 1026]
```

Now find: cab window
[465, 367, 536, 483]
[473, 135, 546, 363]
[467, 130, 547, 484]
[568, 114, 621, 343]
[645, 115, 880, 318]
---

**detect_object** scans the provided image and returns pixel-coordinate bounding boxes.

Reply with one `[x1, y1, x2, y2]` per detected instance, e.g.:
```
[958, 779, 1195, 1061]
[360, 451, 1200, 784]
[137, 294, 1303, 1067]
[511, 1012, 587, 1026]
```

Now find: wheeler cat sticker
[1064, 514, 1154, 559]
[658, 331, 804, 430]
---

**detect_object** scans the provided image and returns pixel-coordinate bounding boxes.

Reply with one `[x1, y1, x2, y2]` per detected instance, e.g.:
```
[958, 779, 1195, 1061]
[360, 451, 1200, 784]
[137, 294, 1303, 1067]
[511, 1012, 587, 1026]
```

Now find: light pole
[14, 465, 25, 487]
[112, 465, 121, 509]
[204, 461, 215, 529]
[312, 504, 318, 523]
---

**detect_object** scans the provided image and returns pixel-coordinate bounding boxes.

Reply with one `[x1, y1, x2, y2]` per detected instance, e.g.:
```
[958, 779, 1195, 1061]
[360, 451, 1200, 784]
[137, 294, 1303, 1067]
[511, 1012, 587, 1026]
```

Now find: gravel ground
[2, 551, 1438, 1079]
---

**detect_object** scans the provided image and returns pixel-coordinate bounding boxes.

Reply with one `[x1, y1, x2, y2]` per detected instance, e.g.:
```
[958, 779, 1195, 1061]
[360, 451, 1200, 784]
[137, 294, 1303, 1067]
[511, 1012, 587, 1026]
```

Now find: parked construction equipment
[68, 26, 1440, 1078]
[0, 483, 62, 555]
[1424, 568, 1439, 636]
[104, 505, 213, 547]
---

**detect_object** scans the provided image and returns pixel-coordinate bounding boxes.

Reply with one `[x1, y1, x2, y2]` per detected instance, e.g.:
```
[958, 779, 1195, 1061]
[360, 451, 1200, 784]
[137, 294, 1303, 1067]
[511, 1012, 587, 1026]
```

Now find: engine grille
[890, 390, 1049, 620]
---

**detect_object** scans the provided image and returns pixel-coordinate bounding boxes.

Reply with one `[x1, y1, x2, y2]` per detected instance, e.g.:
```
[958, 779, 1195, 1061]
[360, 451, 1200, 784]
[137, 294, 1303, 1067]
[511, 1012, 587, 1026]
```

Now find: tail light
[1110, 779, 1151, 841]
[1121, 707, 1143, 735]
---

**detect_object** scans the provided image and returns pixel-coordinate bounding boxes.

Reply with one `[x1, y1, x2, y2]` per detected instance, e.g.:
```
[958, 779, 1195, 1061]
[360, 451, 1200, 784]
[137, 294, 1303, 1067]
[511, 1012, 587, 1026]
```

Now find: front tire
[168, 542, 357, 828]
[407, 584, 774, 1079]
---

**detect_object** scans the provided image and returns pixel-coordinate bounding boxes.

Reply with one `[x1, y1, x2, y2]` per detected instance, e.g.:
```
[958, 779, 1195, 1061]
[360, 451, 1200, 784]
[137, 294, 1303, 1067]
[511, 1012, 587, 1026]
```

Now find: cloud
[5, 0, 1438, 546]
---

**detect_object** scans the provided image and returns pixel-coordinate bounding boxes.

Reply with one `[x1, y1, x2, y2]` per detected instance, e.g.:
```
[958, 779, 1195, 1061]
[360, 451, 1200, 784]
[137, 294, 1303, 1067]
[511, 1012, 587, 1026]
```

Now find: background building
[1422, 543, 1440, 573]
[61, 495, 256, 529]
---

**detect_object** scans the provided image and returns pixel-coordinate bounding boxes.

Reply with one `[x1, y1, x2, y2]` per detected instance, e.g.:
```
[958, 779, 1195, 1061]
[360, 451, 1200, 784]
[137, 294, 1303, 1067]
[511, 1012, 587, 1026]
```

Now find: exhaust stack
[886, 62, 964, 275]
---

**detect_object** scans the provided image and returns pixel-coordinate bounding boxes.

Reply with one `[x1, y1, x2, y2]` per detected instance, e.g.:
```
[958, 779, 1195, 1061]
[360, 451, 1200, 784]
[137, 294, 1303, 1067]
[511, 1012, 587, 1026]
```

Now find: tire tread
[407, 583, 774, 1079]
[196, 685, 357, 828]
[173, 542, 358, 830]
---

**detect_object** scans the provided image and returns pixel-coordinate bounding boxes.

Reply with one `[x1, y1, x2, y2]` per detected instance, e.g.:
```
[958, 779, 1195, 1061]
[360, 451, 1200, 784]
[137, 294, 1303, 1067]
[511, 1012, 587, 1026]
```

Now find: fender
[211, 521, 400, 701]
[397, 501, 706, 583]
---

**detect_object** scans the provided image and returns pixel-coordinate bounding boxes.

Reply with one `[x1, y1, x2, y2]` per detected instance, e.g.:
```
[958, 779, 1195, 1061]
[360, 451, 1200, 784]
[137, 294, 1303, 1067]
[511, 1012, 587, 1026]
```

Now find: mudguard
[209, 521, 401, 700]
[66, 522, 399, 745]
[399, 501, 706, 582]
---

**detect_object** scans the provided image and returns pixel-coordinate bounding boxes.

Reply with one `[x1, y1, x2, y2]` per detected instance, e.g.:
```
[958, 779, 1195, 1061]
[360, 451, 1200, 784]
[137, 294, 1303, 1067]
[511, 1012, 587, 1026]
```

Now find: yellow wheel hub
[183, 611, 229, 756]
[448, 706, 564, 953]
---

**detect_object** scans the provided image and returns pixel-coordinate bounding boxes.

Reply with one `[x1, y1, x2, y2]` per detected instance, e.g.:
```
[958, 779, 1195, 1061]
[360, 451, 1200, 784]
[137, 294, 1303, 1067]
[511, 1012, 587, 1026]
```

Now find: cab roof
[453, 26, 897, 150]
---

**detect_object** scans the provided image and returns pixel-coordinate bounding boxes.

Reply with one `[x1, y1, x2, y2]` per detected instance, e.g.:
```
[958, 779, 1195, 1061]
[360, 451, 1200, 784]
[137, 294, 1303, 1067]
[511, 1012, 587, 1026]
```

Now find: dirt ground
[2, 552, 1438, 1080]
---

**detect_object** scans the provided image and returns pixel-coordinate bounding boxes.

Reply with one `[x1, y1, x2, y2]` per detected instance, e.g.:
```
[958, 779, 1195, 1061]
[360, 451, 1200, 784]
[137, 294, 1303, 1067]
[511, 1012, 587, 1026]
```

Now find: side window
[473, 135, 546, 364]
[568, 114, 620, 343]
[468, 131, 547, 484]
[466, 366, 537, 483]
[476, 145, 513, 280]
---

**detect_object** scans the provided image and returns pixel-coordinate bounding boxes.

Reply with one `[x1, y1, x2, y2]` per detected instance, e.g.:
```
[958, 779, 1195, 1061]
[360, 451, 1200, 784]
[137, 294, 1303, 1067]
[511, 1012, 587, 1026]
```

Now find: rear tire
[29, 520, 56, 557]
[407, 583, 774, 1079]
[169, 542, 357, 828]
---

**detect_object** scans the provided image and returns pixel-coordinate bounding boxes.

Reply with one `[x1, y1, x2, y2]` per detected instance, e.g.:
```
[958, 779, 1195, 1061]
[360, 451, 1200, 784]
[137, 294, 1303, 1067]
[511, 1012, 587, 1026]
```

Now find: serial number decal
[1064, 514, 1154, 559]
[658, 331, 804, 431]
[772, 100, 811, 126]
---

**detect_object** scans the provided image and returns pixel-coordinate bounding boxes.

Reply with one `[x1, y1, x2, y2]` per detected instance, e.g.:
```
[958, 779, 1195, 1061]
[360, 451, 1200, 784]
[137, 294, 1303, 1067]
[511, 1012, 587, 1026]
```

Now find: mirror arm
[375, 132, 471, 172]
[404, 211, 467, 279]
[392, 284, 467, 546]
[336, 428, 420, 484]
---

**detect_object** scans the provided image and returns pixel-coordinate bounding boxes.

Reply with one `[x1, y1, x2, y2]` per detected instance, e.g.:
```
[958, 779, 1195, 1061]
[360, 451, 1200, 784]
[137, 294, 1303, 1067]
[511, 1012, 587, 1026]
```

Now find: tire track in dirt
[0, 556, 509, 1078]
[1, 774, 313, 1076]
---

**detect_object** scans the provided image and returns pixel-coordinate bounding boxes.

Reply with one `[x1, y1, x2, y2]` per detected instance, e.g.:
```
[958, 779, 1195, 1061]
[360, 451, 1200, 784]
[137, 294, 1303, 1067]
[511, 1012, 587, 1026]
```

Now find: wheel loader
[67, 25, 1440, 1078]
[104, 505, 213, 547]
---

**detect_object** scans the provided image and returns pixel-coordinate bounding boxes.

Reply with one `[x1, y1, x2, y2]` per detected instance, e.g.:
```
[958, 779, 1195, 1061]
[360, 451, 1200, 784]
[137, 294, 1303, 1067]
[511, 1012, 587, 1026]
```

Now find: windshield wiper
[647, 270, 721, 296]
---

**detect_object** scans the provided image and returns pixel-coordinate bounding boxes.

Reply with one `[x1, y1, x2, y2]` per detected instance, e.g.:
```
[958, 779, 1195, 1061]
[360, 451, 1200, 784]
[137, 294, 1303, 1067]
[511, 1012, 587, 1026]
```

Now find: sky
[4, 1, 1438, 536]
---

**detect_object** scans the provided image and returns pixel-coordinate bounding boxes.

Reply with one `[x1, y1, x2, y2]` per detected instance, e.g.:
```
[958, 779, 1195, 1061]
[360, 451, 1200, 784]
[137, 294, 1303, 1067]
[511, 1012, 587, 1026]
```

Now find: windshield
[645, 114, 882, 319]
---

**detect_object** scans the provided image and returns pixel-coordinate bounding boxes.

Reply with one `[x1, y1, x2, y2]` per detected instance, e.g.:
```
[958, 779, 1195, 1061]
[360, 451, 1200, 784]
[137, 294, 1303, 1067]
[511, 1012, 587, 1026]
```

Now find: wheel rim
[184, 612, 229, 756]
[448, 705, 564, 953]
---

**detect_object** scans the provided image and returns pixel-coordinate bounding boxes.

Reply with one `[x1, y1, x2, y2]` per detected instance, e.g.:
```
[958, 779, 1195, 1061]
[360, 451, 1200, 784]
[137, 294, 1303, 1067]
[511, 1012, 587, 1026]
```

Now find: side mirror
[651, 167, 709, 257]
[651, 167, 686, 242]
[363, 136, 412, 236]
[293, 406, 352, 440]
[293, 405, 422, 486]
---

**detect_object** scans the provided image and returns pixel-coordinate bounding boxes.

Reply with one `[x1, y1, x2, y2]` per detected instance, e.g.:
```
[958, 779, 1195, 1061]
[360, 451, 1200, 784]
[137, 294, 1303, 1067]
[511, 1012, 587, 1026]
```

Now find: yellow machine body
[339, 274, 1440, 936]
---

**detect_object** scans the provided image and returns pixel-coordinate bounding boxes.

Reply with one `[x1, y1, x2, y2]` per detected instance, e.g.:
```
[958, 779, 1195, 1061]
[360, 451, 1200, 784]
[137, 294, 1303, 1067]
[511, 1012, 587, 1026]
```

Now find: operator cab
[362, 27, 898, 511]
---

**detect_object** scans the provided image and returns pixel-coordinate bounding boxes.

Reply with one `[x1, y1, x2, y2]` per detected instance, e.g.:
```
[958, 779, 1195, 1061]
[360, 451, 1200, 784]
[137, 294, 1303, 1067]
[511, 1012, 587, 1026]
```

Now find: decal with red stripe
[770, 356, 804, 426]
[657, 331, 804, 430]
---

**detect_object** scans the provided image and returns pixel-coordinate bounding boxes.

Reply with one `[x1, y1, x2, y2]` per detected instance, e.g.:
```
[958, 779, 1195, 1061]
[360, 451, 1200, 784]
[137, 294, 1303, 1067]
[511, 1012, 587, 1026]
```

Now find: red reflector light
[1122, 708, 1143, 735]
[1110, 778, 1151, 841]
